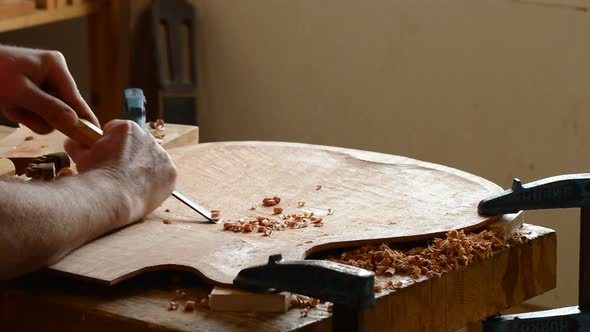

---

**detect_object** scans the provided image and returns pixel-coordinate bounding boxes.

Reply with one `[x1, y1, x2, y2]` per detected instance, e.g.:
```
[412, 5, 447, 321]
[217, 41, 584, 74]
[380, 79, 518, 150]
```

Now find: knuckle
[42, 50, 65, 65]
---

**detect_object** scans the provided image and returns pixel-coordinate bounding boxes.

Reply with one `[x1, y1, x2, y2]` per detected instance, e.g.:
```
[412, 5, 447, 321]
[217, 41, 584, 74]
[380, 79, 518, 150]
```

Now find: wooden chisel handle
[59, 118, 103, 147]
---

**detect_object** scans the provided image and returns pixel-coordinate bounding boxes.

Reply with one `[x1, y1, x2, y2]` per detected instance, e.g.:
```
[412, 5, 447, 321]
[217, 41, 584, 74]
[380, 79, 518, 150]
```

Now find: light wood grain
[51, 141, 507, 285]
[0, 224, 555, 332]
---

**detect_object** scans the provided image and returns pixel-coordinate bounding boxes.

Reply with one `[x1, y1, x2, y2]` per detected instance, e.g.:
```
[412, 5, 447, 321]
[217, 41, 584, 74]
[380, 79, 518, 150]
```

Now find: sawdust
[327, 228, 528, 293]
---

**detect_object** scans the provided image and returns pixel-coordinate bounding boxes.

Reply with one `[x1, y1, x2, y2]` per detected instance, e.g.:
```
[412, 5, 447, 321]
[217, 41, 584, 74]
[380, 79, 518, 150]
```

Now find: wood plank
[0, 124, 198, 158]
[51, 141, 507, 285]
[0, 224, 555, 332]
[0, 0, 99, 33]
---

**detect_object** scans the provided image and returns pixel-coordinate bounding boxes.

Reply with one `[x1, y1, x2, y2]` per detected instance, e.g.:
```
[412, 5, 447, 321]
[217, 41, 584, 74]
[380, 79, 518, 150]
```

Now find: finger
[102, 119, 131, 135]
[3, 107, 53, 134]
[42, 52, 100, 127]
[64, 138, 88, 160]
[18, 78, 78, 131]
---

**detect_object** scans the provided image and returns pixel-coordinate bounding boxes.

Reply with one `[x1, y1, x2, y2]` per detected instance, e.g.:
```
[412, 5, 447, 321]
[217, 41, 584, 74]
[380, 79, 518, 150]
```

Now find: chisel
[60, 118, 216, 223]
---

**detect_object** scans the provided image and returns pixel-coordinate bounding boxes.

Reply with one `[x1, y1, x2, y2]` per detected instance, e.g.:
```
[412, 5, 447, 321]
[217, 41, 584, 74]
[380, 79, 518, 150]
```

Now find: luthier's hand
[0, 45, 99, 134]
[64, 120, 178, 221]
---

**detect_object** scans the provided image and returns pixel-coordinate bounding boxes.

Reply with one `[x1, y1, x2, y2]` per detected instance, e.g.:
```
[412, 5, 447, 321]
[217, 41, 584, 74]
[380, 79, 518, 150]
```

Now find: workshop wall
[191, 0, 590, 309]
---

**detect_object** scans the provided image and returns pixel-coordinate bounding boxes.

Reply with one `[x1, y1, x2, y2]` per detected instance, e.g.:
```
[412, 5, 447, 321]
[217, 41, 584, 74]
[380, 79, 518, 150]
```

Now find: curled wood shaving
[291, 295, 320, 308]
[211, 210, 221, 221]
[291, 295, 321, 317]
[222, 211, 326, 236]
[327, 229, 510, 291]
[167, 289, 208, 312]
[149, 118, 165, 130]
[56, 167, 76, 177]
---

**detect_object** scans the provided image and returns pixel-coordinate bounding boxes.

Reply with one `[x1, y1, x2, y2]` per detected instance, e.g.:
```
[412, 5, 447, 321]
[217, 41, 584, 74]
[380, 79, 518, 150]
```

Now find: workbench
[0, 125, 557, 332]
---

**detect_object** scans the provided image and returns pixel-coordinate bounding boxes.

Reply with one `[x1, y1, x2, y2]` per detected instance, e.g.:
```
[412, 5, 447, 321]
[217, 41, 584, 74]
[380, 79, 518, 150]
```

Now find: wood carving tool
[479, 174, 590, 330]
[59, 118, 216, 223]
[234, 254, 375, 332]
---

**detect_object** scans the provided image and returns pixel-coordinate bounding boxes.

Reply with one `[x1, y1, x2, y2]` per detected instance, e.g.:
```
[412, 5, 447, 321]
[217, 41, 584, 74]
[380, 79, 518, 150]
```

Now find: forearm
[0, 169, 135, 279]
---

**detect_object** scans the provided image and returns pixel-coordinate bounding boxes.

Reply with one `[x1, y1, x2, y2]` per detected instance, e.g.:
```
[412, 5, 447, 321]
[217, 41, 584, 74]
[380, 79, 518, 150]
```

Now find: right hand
[64, 120, 177, 221]
[0, 45, 99, 134]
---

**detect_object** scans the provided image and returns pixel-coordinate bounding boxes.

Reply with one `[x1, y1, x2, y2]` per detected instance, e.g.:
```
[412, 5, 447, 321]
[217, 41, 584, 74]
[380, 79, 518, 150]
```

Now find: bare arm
[0, 45, 177, 279]
[0, 120, 177, 280]
[0, 169, 131, 278]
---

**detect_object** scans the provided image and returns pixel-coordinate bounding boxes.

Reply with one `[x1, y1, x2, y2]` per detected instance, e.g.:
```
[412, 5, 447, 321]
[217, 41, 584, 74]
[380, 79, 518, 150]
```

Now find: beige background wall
[2, 0, 589, 309]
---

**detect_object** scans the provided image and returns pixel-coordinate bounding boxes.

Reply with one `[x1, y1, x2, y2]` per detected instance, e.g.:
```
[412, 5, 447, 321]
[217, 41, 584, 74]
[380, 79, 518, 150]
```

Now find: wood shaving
[326, 229, 511, 291]
[291, 295, 320, 318]
[200, 297, 208, 307]
[262, 198, 278, 207]
[211, 210, 221, 221]
[273, 207, 283, 214]
[56, 167, 75, 177]
[316, 185, 322, 190]
[175, 289, 186, 298]
[163, 219, 172, 225]
[149, 118, 165, 130]
[291, 295, 320, 308]
[183, 300, 196, 312]
[327, 208, 334, 215]
[151, 129, 166, 139]
[222, 211, 325, 236]
[168, 301, 178, 311]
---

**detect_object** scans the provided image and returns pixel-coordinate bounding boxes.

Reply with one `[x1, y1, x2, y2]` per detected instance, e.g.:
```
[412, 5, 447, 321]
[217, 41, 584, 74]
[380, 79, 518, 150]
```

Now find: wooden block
[208, 287, 291, 313]
[0, 158, 15, 177]
[486, 212, 524, 240]
[160, 124, 199, 149]
[0, 0, 35, 19]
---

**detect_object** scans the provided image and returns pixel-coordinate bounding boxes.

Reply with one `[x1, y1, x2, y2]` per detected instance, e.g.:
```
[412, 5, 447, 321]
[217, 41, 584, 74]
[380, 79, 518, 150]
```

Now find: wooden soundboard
[49, 141, 504, 286]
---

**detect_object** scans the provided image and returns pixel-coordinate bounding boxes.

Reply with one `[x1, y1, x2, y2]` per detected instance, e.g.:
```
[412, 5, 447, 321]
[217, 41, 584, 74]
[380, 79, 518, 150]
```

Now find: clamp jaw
[479, 174, 590, 331]
[234, 254, 375, 332]
[478, 174, 590, 215]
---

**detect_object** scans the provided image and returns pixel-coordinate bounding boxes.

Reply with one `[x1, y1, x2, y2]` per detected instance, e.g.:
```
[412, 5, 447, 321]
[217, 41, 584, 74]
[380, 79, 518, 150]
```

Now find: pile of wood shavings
[149, 119, 166, 140]
[223, 212, 325, 236]
[291, 295, 326, 317]
[327, 229, 528, 293]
